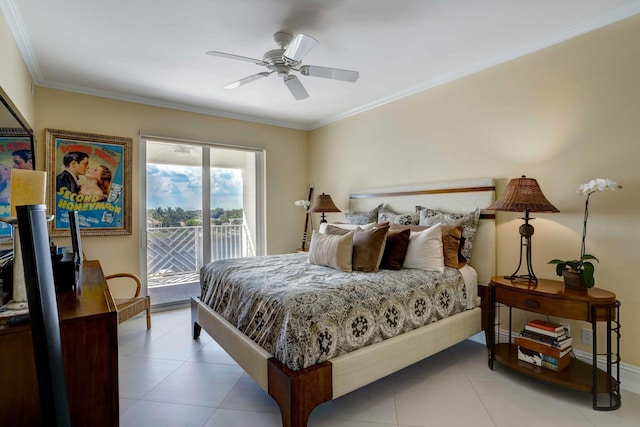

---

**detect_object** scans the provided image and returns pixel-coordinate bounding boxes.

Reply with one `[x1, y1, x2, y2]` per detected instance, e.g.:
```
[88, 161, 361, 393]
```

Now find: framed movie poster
[0, 129, 35, 240]
[45, 129, 132, 236]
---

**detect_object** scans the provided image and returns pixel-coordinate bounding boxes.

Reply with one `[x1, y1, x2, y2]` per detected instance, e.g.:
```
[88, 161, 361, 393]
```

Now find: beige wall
[309, 16, 640, 366]
[34, 87, 308, 279]
[0, 9, 34, 126]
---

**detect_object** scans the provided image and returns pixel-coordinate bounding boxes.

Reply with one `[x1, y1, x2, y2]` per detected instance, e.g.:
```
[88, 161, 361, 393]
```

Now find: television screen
[68, 211, 83, 268]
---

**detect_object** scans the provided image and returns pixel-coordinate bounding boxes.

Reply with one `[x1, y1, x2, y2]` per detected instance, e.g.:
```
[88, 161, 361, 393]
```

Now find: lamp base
[505, 210, 538, 285]
[504, 274, 537, 284]
[5, 300, 28, 310]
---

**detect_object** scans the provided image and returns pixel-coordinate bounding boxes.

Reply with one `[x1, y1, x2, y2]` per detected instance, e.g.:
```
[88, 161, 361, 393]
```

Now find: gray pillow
[378, 206, 419, 225]
[344, 203, 383, 225]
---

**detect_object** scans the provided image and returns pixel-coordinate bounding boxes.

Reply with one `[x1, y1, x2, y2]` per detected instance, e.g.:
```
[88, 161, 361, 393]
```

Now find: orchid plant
[549, 178, 622, 287]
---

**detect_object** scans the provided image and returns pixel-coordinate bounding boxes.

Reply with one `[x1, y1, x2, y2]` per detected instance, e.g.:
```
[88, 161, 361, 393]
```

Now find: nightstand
[488, 276, 621, 410]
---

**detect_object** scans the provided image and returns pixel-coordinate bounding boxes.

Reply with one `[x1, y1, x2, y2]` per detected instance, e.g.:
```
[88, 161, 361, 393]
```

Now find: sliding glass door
[141, 138, 264, 306]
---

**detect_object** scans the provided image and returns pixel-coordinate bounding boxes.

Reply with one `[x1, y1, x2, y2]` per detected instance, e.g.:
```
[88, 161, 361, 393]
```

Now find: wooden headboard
[348, 178, 496, 286]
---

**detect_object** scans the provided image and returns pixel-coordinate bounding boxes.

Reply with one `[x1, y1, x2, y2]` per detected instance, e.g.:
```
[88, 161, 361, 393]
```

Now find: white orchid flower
[294, 199, 310, 207]
[577, 178, 621, 196]
[576, 178, 622, 260]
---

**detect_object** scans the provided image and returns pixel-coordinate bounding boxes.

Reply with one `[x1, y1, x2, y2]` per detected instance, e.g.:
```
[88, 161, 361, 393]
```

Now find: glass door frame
[138, 134, 266, 301]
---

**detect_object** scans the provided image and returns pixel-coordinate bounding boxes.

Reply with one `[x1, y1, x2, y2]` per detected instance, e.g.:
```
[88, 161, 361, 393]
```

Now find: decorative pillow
[344, 204, 384, 225]
[324, 224, 390, 272]
[417, 207, 480, 261]
[319, 221, 388, 234]
[380, 228, 410, 270]
[389, 223, 466, 268]
[440, 225, 467, 268]
[402, 224, 444, 272]
[308, 230, 353, 272]
[378, 206, 419, 225]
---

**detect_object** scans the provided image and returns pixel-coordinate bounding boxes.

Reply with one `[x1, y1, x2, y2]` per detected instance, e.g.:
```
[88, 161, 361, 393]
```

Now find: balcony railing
[147, 224, 254, 287]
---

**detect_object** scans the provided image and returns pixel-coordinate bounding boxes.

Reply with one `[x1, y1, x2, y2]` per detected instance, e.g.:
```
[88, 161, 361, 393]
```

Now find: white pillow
[402, 223, 444, 272]
[319, 222, 375, 234]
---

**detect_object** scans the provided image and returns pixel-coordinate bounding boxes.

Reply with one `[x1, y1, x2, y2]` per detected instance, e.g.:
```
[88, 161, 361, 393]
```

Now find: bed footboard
[268, 358, 332, 427]
[191, 287, 490, 427]
[191, 296, 331, 427]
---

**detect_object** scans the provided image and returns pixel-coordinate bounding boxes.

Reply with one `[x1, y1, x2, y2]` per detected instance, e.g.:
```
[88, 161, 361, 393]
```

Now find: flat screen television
[68, 211, 83, 269]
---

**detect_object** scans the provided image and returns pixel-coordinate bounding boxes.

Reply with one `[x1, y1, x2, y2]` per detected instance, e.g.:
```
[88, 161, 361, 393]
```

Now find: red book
[527, 319, 564, 333]
[524, 325, 566, 339]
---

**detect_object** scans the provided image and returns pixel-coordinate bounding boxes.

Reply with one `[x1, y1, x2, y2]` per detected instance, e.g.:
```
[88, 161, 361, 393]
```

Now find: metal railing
[146, 224, 254, 286]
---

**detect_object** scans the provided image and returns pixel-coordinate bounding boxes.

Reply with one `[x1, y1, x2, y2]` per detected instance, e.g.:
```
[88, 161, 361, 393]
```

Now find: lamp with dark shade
[308, 193, 341, 223]
[488, 175, 559, 284]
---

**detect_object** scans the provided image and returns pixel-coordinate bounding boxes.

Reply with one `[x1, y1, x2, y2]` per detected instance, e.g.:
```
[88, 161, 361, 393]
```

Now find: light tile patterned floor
[118, 307, 640, 427]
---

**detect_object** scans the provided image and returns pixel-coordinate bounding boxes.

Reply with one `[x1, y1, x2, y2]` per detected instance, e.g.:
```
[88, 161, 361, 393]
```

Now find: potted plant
[548, 178, 621, 289]
[548, 254, 599, 288]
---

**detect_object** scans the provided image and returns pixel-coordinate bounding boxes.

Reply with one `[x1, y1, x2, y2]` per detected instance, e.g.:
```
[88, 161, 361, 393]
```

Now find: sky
[147, 164, 242, 210]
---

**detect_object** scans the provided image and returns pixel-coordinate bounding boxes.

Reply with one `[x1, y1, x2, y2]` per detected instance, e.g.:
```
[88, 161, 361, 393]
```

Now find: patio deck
[148, 271, 200, 288]
[147, 271, 201, 306]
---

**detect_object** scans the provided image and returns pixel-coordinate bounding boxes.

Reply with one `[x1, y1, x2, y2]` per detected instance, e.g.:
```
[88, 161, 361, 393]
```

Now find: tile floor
[118, 307, 640, 427]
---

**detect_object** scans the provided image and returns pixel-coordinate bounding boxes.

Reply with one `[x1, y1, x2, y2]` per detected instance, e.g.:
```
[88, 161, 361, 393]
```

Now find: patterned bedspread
[200, 253, 476, 371]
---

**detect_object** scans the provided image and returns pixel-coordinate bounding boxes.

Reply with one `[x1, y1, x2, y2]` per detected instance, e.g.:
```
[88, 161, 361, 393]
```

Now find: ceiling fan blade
[206, 51, 265, 66]
[224, 72, 271, 89]
[300, 65, 359, 82]
[283, 75, 309, 100]
[283, 34, 319, 63]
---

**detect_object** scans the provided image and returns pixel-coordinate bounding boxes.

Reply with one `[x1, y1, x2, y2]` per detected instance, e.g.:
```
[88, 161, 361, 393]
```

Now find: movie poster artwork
[0, 136, 34, 239]
[46, 129, 131, 236]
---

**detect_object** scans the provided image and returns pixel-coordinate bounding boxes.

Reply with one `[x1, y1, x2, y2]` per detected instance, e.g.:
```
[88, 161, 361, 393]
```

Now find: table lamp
[308, 193, 341, 223]
[1, 169, 47, 310]
[488, 175, 559, 284]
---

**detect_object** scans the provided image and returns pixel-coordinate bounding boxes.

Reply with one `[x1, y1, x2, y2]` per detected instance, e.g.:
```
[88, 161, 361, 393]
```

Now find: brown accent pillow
[325, 224, 390, 272]
[308, 230, 354, 272]
[441, 225, 467, 268]
[388, 223, 467, 268]
[380, 228, 410, 270]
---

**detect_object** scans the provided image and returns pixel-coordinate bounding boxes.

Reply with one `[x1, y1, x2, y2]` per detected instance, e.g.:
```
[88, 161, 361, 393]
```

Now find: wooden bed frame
[191, 178, 496, 427]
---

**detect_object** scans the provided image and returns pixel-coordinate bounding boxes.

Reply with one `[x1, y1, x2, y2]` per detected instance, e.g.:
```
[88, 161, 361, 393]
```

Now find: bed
[191, 178, 496, 427]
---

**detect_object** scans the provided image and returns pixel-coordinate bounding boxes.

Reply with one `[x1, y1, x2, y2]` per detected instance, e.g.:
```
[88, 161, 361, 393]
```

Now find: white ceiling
[3, 0, 640, 130]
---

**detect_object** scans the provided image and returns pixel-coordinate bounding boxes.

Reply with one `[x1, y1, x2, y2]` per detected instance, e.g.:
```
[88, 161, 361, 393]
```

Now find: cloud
[147, 164, 242, 210]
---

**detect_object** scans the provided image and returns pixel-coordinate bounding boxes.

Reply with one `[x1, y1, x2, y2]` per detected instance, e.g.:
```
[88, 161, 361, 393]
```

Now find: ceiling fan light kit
[207, 31, 359, 100]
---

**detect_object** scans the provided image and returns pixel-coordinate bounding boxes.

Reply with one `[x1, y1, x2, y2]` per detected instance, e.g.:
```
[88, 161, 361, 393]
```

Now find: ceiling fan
[206, 31, 359, 100]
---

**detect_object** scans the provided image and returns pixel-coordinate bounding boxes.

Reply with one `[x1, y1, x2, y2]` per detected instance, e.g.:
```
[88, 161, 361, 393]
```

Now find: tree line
[148, 207, 243, 227]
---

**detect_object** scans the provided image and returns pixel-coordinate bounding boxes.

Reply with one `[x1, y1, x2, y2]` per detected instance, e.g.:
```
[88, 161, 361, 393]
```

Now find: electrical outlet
[560, 322, 570, 337]
[582, 328, 593, 345]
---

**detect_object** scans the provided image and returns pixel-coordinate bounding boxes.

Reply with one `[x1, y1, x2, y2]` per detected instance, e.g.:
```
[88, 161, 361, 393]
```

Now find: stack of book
[515, 319, 573, 372]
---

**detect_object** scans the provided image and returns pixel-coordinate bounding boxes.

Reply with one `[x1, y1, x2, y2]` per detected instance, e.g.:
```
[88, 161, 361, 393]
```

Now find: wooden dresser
[0, 260, 119, 426]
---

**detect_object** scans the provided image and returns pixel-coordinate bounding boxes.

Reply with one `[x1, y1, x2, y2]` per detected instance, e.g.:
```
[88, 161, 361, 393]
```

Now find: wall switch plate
[582, 327, 593, 345]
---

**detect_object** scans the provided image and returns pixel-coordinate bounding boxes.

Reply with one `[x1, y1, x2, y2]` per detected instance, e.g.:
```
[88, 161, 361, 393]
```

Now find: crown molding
[38, 79, 310, 131]
[309, 1, 640, 130]
[0, 0, 42, 82]
[4, 0, 640, 132]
